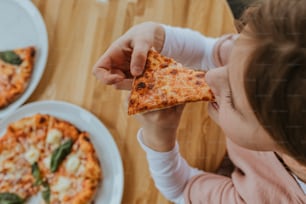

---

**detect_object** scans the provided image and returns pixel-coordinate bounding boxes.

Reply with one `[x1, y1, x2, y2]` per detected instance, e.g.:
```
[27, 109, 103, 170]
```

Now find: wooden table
[29, 0, 236, 203]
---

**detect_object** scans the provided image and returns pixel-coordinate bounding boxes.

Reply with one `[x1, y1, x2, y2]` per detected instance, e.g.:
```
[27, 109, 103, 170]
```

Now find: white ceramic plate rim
[0, 0, 48, 118]
[0, 100, 124, 204]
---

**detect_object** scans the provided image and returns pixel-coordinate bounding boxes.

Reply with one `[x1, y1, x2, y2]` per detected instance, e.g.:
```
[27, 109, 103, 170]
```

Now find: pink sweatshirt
[184, 139, 306, 203]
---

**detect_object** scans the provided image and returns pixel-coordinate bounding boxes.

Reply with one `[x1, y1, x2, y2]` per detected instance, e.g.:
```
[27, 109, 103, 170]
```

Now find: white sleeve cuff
[161, 24, 219, 70]
[137, 128, 203, 203]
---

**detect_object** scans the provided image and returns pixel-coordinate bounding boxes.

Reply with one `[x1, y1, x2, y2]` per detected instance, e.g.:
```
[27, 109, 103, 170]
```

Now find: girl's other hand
[136, 105, 185, 152]
[92, 22, 165, 90]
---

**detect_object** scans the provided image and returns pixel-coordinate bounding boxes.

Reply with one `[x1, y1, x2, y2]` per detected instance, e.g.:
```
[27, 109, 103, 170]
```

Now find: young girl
[93, 0, 306, 203]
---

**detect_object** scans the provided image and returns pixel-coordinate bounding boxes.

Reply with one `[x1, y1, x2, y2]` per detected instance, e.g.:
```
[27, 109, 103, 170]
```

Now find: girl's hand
[136, 105, 185, 152]
[92, 22, 165, 90]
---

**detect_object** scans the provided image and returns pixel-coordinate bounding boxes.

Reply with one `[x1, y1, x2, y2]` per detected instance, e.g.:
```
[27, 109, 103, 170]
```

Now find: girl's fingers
[93, 67, 124, 85]
[113, 79, 133, 90]
[130, 43, 151, 76]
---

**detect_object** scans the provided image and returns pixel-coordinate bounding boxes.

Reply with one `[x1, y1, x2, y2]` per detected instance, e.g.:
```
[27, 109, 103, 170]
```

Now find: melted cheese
[24, 147, 40, 164]
[2, 161, 15, 172]
[53, 176, 71, 192]
[76, 164, 85, 175]
[65, 154, 80, 173]
[46, 129, 62, 146]
[43, 155, 51, 169]
[4, 173, 16, 180]
[0, 151, 10, 164]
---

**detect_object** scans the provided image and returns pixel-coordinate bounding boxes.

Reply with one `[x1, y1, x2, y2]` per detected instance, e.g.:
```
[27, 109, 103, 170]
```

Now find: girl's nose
[205, 66, 225, 85]
[205, 67, 227, 96]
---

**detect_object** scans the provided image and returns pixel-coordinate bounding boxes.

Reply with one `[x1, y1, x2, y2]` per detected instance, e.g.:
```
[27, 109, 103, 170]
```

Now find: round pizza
[0, 46, 36, 109]
[0, 114, 102, 204]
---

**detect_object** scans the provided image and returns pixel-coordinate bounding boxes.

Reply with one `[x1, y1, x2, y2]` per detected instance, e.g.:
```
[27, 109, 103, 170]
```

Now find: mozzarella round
[46, 129, 62, 146]
[53, 176, 71, 192]
[43, 155, 51, 169]
[65, 154, 80, 173]
[24, 147, 40, 164]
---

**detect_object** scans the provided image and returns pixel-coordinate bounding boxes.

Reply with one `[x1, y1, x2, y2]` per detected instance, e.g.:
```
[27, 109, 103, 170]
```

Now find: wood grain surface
[29, 0, 236, 203]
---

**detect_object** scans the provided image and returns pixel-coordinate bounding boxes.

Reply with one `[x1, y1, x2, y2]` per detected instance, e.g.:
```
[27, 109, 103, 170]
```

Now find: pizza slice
[0, 46, 36, 109]
[48, 132, 101, 203]
[128, 49, 214, 115]
[0, 133, 39, 201]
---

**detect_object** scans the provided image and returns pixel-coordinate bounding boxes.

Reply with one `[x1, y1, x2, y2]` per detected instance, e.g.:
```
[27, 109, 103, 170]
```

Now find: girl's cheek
[218, 108, 241, 139]
[218, 110, 231, 133]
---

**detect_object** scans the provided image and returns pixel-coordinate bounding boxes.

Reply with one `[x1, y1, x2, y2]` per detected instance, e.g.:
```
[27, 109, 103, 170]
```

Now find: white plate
[0, 101, 124, 204]
[0, 0, 48, 118]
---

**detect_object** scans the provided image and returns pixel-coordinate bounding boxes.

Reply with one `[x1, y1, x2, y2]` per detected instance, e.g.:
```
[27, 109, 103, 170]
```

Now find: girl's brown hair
[242, 0, 306, 164]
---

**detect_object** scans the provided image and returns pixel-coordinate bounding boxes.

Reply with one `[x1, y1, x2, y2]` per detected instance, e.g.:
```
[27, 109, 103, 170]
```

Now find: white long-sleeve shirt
[161, 25, 218, 69]
[137, 129, 201, 204]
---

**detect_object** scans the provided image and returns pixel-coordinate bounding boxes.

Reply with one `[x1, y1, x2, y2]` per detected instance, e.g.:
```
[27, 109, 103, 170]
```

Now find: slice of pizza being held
[0, 46, 36, 109]
[128, 49, 215, 115]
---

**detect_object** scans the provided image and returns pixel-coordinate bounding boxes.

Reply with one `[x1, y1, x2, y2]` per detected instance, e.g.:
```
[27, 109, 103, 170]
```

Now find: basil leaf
[50, 139, 73, 172]
[0, 51, 22, 65]
[31, 162, 42, 185]
[0, 192, 24, 204]
[41, 182, 50, 204]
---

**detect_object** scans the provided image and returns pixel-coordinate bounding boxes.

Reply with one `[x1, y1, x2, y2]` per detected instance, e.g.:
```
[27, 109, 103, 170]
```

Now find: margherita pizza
[128, 49, 214, 115]
[0, 46, 36, 109]
[0, 114, 102, 204]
